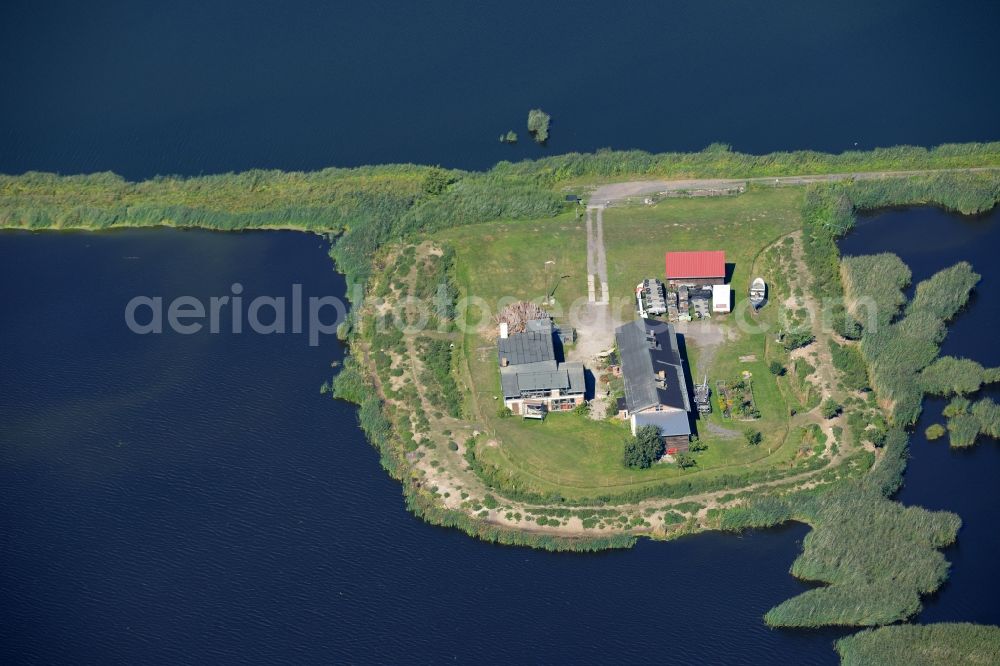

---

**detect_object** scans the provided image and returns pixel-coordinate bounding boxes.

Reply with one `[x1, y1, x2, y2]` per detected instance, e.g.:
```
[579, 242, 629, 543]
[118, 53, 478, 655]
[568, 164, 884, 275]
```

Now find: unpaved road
[584, 206, 609, 304]
[587, 166, 1000, 206]
[566, 302, 617, 362]
[572, 204, 615, 363]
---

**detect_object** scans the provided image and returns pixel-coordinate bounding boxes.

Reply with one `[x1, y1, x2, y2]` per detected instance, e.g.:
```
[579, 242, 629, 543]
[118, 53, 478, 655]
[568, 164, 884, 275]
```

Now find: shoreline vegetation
[835, 623, 1000, 665]
[4, 142, 1000, 655]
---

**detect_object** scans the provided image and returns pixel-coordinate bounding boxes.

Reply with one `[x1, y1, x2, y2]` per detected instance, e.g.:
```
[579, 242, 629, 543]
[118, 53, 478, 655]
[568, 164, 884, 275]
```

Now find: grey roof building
[615, 319, 692, 438]
[498, 319, 585, 403]
[498, 319, 556, 367]
[633, 410, 692, 436]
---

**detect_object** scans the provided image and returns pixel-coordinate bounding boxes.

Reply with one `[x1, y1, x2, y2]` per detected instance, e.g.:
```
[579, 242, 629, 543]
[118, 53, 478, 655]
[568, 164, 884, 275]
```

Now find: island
[3, 142, 1000, 659]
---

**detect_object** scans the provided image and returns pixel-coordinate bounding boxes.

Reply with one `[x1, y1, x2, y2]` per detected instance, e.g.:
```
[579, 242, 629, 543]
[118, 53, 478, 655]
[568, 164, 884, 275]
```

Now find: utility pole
[544, 260, 555, 305]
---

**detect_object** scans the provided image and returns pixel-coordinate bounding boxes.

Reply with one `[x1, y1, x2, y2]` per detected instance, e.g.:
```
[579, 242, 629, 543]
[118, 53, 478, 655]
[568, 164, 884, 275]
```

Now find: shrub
[782, 331, 814, 351]
[943, 396, 971, 418]
[821, 398, 842, 419]
[675, 453, 697, 469]
[415, 336, 461, 417]
[332, 356, 368, 404]
[663, 511, 686, 526]
[925, 424, 946, 440]
[830, 339, 870, 391]
[971, 398, 1000, 439]
[744, 429, 763, 446]
[947, 414, 980, 448]
[526, 108, 551, 143]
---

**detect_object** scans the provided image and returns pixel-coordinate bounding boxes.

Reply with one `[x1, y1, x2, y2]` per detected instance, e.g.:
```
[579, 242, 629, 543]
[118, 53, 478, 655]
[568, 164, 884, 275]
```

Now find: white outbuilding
[712, 284, 731, 313]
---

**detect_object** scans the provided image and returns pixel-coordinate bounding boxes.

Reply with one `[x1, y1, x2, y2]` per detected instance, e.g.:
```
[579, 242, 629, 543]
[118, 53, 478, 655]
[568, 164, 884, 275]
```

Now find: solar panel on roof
[615, 319, 691, 414]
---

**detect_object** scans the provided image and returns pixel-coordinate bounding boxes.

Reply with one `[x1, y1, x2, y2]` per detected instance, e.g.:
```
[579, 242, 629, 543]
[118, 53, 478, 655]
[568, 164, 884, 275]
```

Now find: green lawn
[438, 212, 588, 320]
[602, 187, 803, 318]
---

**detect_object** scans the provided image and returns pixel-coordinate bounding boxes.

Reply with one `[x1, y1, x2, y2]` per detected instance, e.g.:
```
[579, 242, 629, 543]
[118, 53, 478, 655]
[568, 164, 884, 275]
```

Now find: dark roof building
[498, 319, 585, 405]
[498, 318, 556, 368]
[615, 319, 692, 439]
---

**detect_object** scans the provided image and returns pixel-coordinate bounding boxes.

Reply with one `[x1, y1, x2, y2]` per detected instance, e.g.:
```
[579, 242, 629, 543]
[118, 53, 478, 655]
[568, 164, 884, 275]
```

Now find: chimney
[500, 322, 509, 339]
[501, 357, 509, 367]
[658, 369, 666, 380]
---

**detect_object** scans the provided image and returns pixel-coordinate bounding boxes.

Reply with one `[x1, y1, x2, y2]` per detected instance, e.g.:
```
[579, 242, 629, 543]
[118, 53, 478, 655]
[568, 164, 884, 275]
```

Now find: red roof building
[665, 251, 726, 285]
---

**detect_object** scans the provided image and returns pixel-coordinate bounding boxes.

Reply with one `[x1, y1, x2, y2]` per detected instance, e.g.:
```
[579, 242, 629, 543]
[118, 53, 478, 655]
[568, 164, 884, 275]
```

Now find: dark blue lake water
[1, 1, 999, 662]
[2, 207, 999, 664]
[1, 0, 998, 179]
[0, 230, 844, 664]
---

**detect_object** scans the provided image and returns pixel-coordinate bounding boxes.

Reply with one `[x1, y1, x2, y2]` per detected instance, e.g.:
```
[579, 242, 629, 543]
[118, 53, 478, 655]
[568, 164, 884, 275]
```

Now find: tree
[769, 360, 786, 376]
[527, 108, 551, 143]
[422, 167, 452, 196]
[623, 425, 664, 469]
[744, 429, 763, 446]
[689, 437, 708, 452]
[821, 398, 842, 419]
[675, 452, 697, 468]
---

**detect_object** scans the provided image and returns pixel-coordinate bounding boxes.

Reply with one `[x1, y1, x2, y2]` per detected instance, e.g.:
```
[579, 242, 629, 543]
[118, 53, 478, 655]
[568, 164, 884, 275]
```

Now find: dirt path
[570, 205, 616, 362]
[585, 208, 596, 302]
[674, 319, 726, 376]
[594, 206, 608, 304]
[567, 303, 617, 361]
[786, 231, 839, 404]
[584, 206, 609, 304]
[586, 166, 1000, 206]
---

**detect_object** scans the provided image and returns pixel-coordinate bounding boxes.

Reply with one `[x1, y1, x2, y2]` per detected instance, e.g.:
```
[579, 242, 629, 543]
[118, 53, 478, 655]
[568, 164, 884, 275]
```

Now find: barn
[665, 250, 726, 286]
[614, 319, 693, 451]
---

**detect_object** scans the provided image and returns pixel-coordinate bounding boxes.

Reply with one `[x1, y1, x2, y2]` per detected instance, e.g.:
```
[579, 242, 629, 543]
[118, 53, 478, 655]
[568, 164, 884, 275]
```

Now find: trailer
[694, 376, 712, 413]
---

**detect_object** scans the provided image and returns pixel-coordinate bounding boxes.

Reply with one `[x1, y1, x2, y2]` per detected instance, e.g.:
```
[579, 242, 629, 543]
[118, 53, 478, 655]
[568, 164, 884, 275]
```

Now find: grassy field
[437, 187, 817, 500]
[602, 186, 803, 312]
[439, 210, 590, 316]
